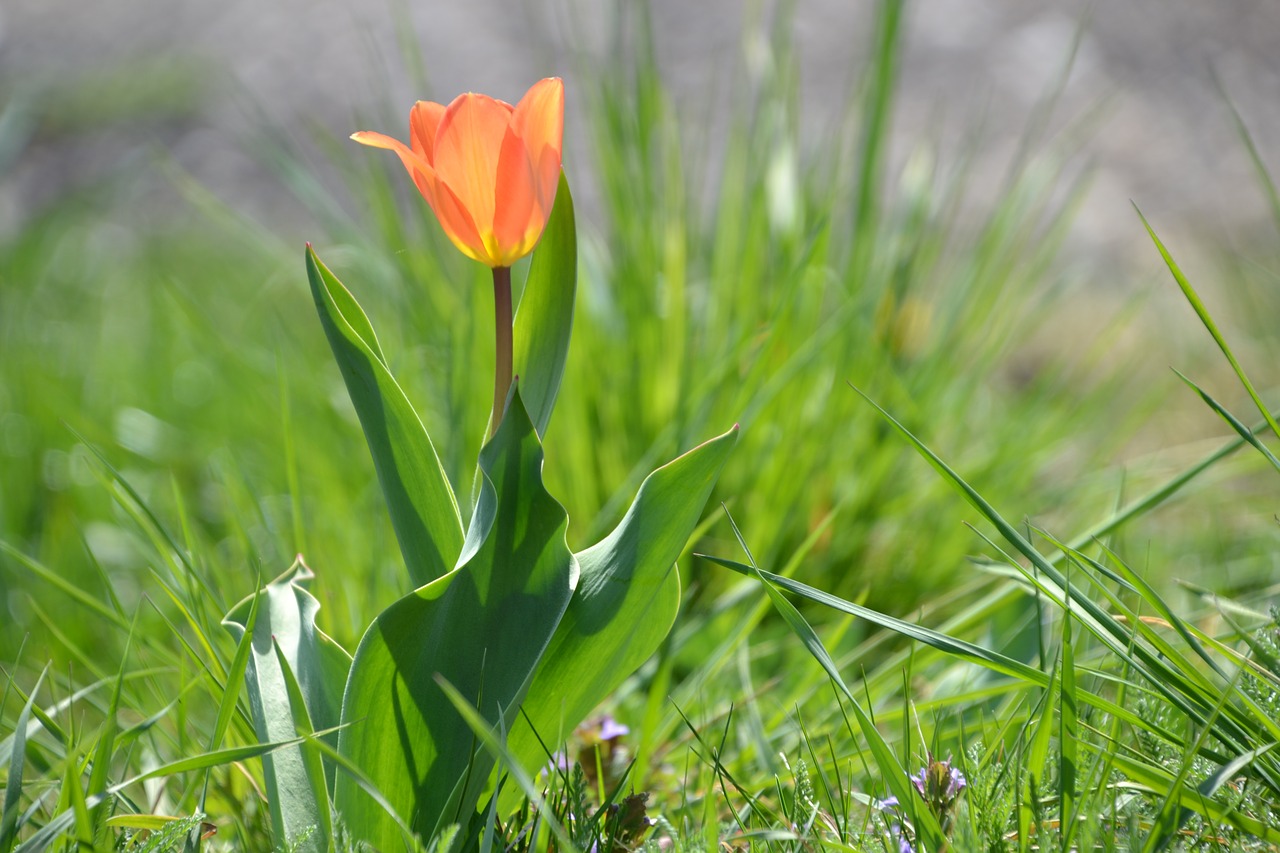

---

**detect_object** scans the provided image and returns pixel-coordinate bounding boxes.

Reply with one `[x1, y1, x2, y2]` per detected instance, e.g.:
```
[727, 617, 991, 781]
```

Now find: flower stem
[490, 266, 513, 439]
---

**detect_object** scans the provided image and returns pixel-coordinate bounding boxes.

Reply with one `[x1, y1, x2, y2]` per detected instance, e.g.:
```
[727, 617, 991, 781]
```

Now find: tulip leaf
[513, 171, 576, 439]
[222, 558, 351, 853]
[335, 390, 577, 851]
[505, 425, 738, 783]
[306, 246, 464, 587]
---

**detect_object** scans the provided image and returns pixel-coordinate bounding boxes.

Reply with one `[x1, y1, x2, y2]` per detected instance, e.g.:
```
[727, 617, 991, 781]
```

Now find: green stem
[490, 265, 513, 438]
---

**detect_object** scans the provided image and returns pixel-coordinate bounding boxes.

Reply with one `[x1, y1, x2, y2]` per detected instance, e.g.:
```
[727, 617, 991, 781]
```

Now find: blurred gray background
[2, 0, 1278, 266]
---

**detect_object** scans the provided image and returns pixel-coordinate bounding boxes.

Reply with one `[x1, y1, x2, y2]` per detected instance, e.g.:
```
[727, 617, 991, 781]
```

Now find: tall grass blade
[1, 668, 46, 853]
[1136, 206, 1280, 444]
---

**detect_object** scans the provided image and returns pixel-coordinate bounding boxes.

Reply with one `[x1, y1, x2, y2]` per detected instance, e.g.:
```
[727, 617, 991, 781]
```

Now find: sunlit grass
[3, 0, 1280, 849]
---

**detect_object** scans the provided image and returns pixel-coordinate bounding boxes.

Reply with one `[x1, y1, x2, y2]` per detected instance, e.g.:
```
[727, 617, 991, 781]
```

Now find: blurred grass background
[3, 0, 1277, 663]
[3, 0, 1280, 847]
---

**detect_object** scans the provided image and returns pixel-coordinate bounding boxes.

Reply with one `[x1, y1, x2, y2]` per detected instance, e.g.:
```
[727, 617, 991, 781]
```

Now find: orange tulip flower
[352, 77, 564, 269]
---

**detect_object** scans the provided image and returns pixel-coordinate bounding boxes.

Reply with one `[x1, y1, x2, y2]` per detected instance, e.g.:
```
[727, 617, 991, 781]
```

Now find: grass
[3, 0, 1280, 849]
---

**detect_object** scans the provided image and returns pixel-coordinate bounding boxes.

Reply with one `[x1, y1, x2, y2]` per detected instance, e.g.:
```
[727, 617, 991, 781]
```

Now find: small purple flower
[889, 822, 914, 853]
[911, 755, 966, 805]
[597, 715, 630, 741]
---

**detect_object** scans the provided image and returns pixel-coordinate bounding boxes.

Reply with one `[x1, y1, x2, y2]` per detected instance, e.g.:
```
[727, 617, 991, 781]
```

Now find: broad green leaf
[512, 172, 576, 439]
[335, 391, 576, 851]
[506, 425, 737, 783]
[307, 245, 464, 586]
[222, 558, 350, 853]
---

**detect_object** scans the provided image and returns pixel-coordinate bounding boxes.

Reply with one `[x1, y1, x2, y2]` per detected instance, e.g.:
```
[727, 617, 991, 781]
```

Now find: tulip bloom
[352, 78, 564, 269]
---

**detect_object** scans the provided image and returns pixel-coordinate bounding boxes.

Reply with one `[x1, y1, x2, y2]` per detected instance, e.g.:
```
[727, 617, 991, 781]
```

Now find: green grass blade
[1, 667, 47, 853]
[87, 617, 137, 845]
[1136, 206, 1280, 444]
[1059, 610, 1079, 848]
[1173, 368, 1280, 474]
[702, 555, 1050, 688]
[727, 540, 946, 851]
[434, 675, 575, 853]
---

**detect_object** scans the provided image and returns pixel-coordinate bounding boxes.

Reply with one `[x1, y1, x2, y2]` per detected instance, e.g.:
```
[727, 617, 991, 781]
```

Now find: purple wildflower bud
[597, 715, 630, 741]
[889, 822, 915, 853]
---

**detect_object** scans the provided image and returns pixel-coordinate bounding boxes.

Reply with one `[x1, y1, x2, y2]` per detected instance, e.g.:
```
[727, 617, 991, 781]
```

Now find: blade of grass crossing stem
[1063, 414, 1272, 560]
[1, 667, 47, 853]
[434, 675, 575, 853]
[701, 555, 1050, 688]
[1173, 369, 1280, 474]
[706, 551, 1209, 767]
[200, 584, 259, 813]
[1136, 207, 1280, 443]
[853, 375, 1269, 749]
[720, 514, 946, 851]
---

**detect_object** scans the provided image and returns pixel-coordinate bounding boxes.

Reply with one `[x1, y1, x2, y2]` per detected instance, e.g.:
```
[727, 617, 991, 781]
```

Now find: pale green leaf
[307, 245, 464, 587]
[222, 558, 350, 852]
[512, 172, 576, 439]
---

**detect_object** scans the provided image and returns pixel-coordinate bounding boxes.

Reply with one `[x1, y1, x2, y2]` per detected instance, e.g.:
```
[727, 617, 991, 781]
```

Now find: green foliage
[3, 0, 1280, 850]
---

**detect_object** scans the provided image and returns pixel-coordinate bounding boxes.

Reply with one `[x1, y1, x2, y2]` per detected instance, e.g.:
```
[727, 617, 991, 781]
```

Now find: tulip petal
[432, 93, 515, 244]
[509, 78, 564, 216]
[491, 125, 538, 266]
[409, 101, 446, 162]
[352, 129, 487, 264]
[431, 178, 490, 266]
[351, 130, 442, 210]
